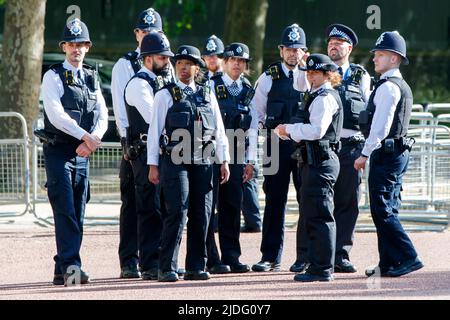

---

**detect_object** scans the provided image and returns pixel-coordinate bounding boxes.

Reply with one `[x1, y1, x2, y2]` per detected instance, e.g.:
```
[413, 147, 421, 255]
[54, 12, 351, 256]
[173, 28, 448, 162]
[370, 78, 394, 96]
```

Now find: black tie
[77, 70, 84, 85]
[289, 70, 293, 79]
[338, 67, 343, 77]
[183, 86, 194, 96]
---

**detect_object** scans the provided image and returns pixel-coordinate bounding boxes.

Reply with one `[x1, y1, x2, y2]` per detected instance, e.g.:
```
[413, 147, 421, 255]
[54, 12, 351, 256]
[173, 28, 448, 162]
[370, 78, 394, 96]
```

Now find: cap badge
[308, 59, 315, 67]
[161, 34, 170, 49]
[206, 39, 217, 52]
[143, 9, 156, 25]
[236, 46, 243, 54]
[288, 29, 300, 42]
[182, 49, 188, 55]
[329, 27, 348, 40]
[68, 19, 83, 36]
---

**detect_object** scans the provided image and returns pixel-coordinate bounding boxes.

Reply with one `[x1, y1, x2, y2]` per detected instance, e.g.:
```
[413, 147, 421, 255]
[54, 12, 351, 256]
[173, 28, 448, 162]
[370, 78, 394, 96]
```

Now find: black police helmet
[59, 18, 91, 47]
[174, 45, 206, 68]
[140, 32, 174, 58]
[279, 24, 307, 50]
[371, 31, 409, 65]
[135, 8, 162, 32]
[326, 23, 359, 47]
[223, 43, 251, 61]
[202, 35, 225, 57]
[300, 54, 338, 72]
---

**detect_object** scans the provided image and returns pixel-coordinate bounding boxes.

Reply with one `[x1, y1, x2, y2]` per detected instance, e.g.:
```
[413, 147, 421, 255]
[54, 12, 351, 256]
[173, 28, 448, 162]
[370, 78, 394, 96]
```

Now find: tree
[223, 0, 269, 84]
[0, 0, 46, 138]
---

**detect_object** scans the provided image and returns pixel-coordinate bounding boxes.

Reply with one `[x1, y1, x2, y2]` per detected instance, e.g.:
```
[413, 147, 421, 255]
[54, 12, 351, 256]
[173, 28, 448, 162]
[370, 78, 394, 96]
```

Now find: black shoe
[252, 261, 281, 272]
[63, 269, 90, 286]
[176, 268, 186, 277]
[334, 259, 357, 273]
[294, 272, 333, 282]
[386, 257, 424, 277]
[158, 271, 179, 282]
[207, 264, 231, 274]
[52, 274, 64, 286]
[184, 270, 211, 281]
[240, 226, 262, 233]
[289, 261, 309, 273]
[365, 265, 390, 277]
[141, 268, 158, 281]
[120, 263, 141, 279]
[230, 263, 250, 273]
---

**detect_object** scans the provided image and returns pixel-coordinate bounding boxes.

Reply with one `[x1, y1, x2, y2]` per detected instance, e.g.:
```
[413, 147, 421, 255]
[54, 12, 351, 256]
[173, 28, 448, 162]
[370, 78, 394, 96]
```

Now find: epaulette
[123, 51, 139, 61]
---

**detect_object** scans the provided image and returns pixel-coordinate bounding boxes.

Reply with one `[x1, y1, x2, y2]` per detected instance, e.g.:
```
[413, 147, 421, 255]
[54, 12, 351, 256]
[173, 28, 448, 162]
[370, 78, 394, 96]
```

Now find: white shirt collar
[222, 73, 242, 87]
[140, 66, 157, 79]
[63, 60, 83, 73]
[281, 62, 298, 77]
[176, 80, 196, 92]
[135, 47, 141, 54]
[381, 68, 402, 80]
[340, 61, 350, 75]
[311, 82, 333, 93]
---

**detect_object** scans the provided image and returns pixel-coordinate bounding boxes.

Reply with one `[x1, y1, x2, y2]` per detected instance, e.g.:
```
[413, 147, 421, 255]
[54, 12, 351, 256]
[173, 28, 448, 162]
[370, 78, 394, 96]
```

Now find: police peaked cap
[135, 8, 162, 31]
[59, 19, 91, 47]
[202, 35, 225, 57]
[371, 31, 409, 65]
[279, 24, 307, 49]
[174, 45, 206, 68]
[300, 54, 338, 72]
[223, 43, 251, 61]
[140, 32, 174, 58]
[326, 23, 358, 46]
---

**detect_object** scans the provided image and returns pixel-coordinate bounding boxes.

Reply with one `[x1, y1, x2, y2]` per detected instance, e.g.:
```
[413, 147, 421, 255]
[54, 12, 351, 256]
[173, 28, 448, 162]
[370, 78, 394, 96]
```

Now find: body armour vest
[44, 63, 99, 146]
[164, 83, 217, 164]
[361, 77, 412, 140]
[292, 88, 344, 144]
[265, 62, 303, 129]
[125, 72, 164, 141]
[211, 75, 254, 131]
[334, 64, 367, 131]
[123, 51, 142, 74]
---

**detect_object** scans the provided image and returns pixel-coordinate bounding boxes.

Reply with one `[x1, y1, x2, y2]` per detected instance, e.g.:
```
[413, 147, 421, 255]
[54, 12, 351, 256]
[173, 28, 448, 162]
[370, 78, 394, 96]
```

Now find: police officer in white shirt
[147, 45, 230, 282]
[276, 54, 343, 282]
[355, 31, 423, 278]
[325, 23, 371, 274]
[40, 19, 108, 286]
[251, 24, 309, 274]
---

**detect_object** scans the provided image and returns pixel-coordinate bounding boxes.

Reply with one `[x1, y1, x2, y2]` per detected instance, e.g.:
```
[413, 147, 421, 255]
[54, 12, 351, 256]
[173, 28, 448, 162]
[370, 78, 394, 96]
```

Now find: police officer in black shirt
[326, 24, 371, 273]
[355, 31, 423, 278]
[40, 19, 109, 286]
[276, 54, 343, 282]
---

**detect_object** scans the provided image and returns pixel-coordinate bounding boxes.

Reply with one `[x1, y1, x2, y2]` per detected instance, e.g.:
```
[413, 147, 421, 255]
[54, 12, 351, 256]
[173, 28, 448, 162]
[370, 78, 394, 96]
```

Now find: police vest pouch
[167, 112, 190, 129]
[66, 110, 82, 125]
[358, 109, 372, 139]
[197, 107, 216, 131]
[80, 110, 100, 133]
[384, 138, 395, 154]
[266, 102, 286, 129]
[239, 114, 253, 131]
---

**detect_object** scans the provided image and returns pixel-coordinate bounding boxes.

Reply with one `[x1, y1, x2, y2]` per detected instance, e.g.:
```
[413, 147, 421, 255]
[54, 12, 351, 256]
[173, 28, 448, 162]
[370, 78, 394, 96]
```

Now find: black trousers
[129, 152, 163, 271]
[218, 164, 245, 265]
[333, 139, 363, 262]
[118, 157, 138, 268]
[262, 139, 306, 264]
[160, 157, 213, 272]
[206, 164, 221, 267]
[300, 151, 340, 277]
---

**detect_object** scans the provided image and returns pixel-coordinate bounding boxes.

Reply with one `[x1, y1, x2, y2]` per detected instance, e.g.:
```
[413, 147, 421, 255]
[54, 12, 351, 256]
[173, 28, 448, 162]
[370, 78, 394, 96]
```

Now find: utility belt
[34, 129, 80, 147]
[291, 140, 341, 166]
[341, 134, 365, 146]
[159, 133, 216, 162]
[379, 137, 415, 154]
[126, 133, 148, 160]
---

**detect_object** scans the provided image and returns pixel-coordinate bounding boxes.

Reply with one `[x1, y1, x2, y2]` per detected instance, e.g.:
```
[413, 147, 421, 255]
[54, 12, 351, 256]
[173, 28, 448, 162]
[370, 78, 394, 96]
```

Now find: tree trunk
[223, 0, 269, 84]
[0, 0, 46, 139]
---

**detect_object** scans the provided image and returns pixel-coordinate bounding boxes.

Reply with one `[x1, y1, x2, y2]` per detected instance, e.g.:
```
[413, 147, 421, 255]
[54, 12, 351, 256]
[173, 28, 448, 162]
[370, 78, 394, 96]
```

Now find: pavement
[0, 213, 450, 301]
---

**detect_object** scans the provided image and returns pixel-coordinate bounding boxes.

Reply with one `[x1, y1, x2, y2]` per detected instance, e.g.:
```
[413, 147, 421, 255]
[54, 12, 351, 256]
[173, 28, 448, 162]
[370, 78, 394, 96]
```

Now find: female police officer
[147, 45, 230, 282]
[276, 54, 343, 282]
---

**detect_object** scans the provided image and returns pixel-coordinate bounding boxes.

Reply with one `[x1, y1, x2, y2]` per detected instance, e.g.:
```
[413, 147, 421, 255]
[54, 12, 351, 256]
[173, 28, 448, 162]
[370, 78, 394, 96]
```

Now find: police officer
[252, 24, 309, 273]
[355, 31, 423, 277]
[40, 19, 109, 286]
[202, 35, 225, 79]
[208, 43, 258, 274]
[276, 54, 343, 282]
[148, 45, 231, 282]
[123, 32, 176, 281]
[326, 23, 372, 273]
[111, 7, 165, 279]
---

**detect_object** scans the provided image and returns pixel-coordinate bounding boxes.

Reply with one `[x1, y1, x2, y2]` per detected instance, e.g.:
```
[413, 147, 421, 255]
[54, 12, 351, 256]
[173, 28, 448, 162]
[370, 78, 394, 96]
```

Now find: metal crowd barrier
[0, 112, 31, 219]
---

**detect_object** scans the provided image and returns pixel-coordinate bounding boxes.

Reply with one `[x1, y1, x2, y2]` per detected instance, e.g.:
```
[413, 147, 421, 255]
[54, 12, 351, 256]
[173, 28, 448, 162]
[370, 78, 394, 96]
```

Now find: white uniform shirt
[41, 59, 109, 140]
[362, 68, 403, 157]
[285, 82, 340, 142]
[111, 48, 141, 138]
[338, 62, 372, 138]
[147, 80, 230, 166]
[253, 62, 309, 124]
[210, 73, 259, 162]
[124, 66, 157, 125]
